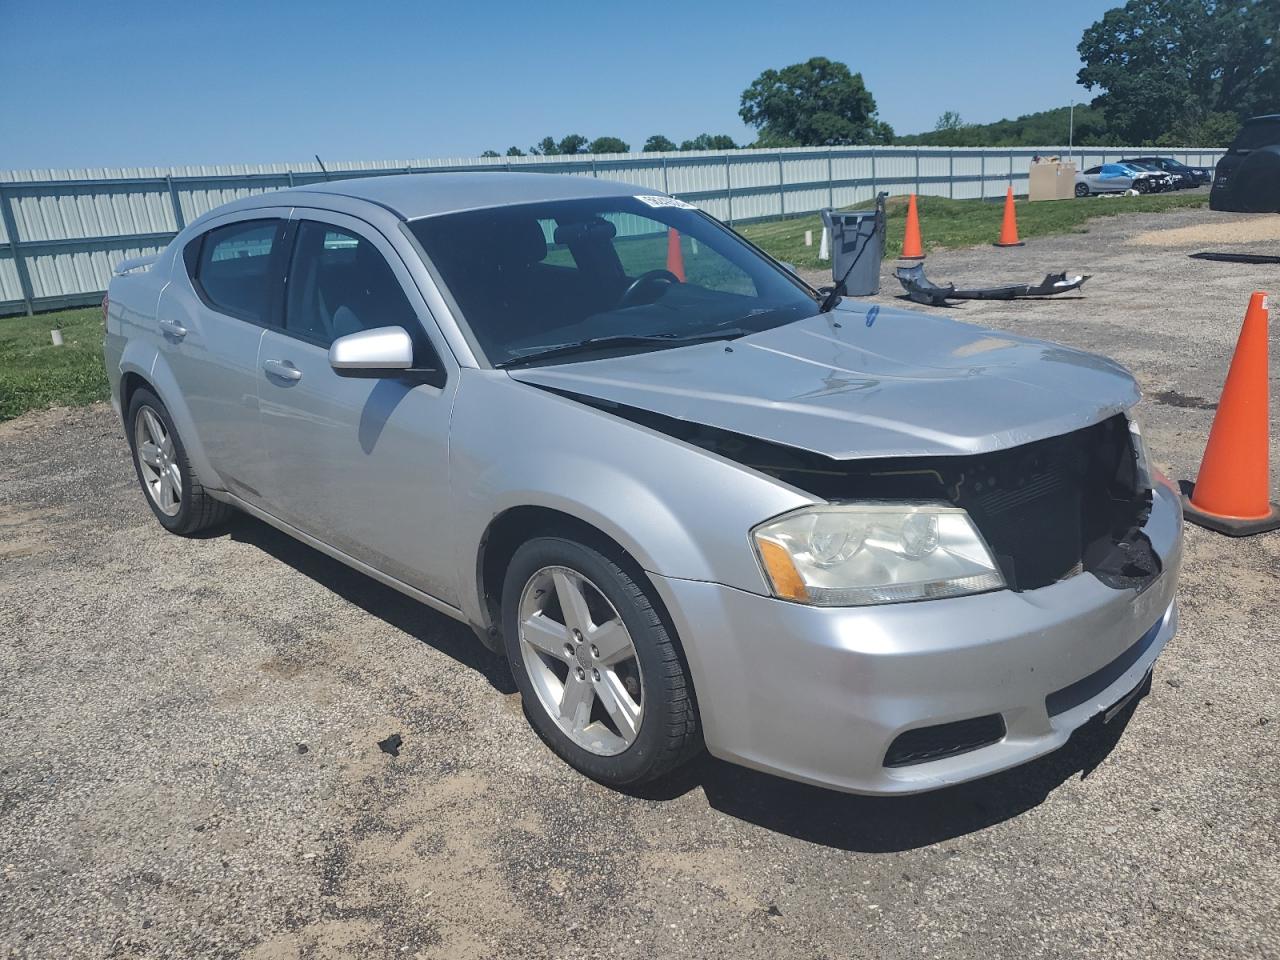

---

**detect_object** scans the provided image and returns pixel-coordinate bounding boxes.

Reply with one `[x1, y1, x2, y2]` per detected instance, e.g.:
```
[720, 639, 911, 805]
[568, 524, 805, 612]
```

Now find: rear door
[157, 211, 290, 503]
[255, 211, 459, 603]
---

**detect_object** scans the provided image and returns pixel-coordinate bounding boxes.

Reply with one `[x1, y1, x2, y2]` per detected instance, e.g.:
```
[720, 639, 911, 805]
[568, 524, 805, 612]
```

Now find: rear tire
[1074, 182, 1090, 198]
[501, 536, 701, 787]
[127, 387, 233, 535]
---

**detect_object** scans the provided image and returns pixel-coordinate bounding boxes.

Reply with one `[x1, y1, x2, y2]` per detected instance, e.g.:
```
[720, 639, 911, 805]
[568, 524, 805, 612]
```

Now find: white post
[818, 227, 830, 261]
[804, 229, 813, 247]
[1069, 102, 1076, 167]
[50, 329, 64, 347]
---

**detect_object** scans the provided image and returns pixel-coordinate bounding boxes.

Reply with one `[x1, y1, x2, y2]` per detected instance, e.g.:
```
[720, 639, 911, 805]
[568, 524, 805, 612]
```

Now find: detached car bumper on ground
[104, 172, 1182, 795]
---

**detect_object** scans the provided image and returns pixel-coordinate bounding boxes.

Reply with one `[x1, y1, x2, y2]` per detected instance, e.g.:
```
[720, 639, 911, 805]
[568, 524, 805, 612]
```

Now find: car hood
[507, 304, 1140, 460]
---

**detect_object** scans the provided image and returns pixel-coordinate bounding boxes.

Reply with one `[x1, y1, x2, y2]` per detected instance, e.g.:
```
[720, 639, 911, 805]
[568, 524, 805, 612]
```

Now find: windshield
[408, 196, 818, 366]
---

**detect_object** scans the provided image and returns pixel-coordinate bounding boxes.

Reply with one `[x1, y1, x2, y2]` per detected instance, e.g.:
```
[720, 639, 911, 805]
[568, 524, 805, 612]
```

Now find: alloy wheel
[134, 407, 182, 516]
[516, 565, 645, 756]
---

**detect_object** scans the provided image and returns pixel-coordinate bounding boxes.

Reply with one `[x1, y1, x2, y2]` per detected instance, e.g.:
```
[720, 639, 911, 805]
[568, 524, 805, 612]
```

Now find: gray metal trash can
[821, 192, 887, 296]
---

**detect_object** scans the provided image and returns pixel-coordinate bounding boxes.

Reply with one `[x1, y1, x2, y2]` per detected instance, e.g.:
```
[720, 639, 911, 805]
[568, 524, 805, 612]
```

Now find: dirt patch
[1130, 215, 1280, 247]
[1150, 389, 1218, 411]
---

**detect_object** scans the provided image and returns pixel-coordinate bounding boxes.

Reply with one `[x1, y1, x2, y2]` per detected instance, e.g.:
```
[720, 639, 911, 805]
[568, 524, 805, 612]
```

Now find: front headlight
[752, 503, 1005, 606]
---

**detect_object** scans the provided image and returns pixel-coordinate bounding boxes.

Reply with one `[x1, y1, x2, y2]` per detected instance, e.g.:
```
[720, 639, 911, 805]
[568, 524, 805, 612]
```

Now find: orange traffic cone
[995, 186, 1024, 247]
[900, 194, 925, 259]
[666, 228, 686, 281]
[1182, 290, 1280, 535]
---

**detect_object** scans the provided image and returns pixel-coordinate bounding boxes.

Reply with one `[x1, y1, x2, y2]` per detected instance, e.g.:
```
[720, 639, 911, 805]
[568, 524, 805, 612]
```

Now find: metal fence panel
[0, 144, 1225, 316]
[0, 254, 22, 303]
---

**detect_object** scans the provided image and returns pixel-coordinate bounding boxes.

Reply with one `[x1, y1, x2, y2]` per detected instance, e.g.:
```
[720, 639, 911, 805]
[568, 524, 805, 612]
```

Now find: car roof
[252, 172, 652, 221]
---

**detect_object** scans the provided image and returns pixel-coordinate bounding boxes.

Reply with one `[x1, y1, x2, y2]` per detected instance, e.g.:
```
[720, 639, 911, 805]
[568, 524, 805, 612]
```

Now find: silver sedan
[1075, 162, 1172, 196]
[104, 173, 1181, 794]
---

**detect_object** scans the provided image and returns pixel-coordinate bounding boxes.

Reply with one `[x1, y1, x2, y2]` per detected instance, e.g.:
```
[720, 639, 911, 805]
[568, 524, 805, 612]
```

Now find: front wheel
[1133, 179, 1151, 194]
[1074, 182, 1090, 198]
[501, 536, 700, 786]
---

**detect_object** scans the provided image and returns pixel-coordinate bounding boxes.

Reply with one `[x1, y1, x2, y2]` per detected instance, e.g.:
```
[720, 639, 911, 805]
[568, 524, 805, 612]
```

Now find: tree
[739, 57, 893, 146]
[643, 134, 678, 152]
[505, 146, 525, 157]
[895, 104, 1119, 147]
[480, 149, 501, 157]
[557, 134, 589, 155]
[678, 133, 739, 151]
[588, 136, 630, 154]
[925, 110, 977, 146]
[1078, 0, 1280, 145]
[1155, 110, 1242, 146]
[529, 134, 589, 156]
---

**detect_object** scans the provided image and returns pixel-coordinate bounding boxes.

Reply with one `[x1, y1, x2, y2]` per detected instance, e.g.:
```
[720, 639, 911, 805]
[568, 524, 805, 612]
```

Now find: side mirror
[329, 326, 414, 377]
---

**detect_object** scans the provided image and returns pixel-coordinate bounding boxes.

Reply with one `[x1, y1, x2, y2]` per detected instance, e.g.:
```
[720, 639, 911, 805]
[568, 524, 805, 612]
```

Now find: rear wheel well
[119, 371, 151, 419]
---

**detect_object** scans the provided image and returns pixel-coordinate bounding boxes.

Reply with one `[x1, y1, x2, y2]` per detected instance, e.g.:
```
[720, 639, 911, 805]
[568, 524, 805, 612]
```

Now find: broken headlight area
[561, 392, 1158, 596]
[752, 503, 1006, 606]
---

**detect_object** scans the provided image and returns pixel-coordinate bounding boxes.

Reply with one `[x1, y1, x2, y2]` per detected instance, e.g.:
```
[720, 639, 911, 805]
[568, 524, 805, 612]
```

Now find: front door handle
[263, 359, 303, 382]
[158, 318, 187, 340]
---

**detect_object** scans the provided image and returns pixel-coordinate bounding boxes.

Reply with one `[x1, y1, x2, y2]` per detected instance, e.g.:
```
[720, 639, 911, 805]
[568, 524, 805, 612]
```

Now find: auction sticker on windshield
[635, 195, 696, 209]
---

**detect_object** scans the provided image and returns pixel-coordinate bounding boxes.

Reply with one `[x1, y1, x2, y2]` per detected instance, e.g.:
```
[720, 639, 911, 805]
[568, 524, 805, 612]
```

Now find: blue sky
[5, 0, 1120, 170]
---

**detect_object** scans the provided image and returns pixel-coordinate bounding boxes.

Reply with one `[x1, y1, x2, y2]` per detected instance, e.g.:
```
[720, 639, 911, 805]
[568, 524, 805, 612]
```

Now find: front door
[255, 212, 458, 604]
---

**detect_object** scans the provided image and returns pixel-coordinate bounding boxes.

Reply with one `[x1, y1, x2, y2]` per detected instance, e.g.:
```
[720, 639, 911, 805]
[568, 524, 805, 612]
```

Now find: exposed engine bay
[556, 389, 1160, 593]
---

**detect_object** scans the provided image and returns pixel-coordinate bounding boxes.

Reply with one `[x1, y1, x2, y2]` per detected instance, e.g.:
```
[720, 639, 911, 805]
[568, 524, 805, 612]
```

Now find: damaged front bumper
[895, 263, 1089, 307]
[649, 477, 1183, 795]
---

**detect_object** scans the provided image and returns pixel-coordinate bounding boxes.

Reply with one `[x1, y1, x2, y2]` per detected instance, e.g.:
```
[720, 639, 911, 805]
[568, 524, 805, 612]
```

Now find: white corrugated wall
[0, 145, 1225, 315]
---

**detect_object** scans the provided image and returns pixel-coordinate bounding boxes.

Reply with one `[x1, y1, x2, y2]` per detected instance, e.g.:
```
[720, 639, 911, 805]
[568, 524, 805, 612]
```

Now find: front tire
[126, 387, 233, 535]
[1133, 178, 1150, 194]
[1074, 182, 1090, 198]
[501, 536, 700, 786]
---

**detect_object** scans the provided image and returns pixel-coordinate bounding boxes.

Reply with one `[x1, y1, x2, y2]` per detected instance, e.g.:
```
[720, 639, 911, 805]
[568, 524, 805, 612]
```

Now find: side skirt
[220, 491, 471, 626]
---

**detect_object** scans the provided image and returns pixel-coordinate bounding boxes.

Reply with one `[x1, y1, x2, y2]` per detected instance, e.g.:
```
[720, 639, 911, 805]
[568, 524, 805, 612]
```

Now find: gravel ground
[2, 205, 1278, 960]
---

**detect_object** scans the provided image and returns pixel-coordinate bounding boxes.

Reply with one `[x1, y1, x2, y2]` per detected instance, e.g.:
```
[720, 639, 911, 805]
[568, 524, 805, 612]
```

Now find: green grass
[0, 306, 109, 421]
[739, 191, 1209, 270]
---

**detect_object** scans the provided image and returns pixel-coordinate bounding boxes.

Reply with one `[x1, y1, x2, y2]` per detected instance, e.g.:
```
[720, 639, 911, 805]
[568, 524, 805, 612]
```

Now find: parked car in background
[1123, 156, 1211, 188]
[103, 172, 1182, 795]
[1075, 162, 1168, 196]
[1211, 114, 1280, 213]
[1117, 162, 1177, 192]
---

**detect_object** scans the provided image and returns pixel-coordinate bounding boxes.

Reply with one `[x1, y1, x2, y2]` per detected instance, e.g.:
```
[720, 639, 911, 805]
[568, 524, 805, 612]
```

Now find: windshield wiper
[496, 328, 751, 369]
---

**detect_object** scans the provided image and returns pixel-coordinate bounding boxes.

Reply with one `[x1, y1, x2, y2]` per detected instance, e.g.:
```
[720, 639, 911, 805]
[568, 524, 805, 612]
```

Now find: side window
[190, 219, 282, 323]
[284, 221, 421, 347]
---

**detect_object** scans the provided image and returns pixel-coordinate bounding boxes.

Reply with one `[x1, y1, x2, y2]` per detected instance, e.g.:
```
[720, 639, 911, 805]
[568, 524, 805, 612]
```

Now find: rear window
[187, 219, 283, 323]
[1232, 119, 1280, 152]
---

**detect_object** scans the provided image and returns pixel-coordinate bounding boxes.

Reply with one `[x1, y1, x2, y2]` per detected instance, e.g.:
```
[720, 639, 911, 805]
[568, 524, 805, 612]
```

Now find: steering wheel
[619, 269, 681, 308]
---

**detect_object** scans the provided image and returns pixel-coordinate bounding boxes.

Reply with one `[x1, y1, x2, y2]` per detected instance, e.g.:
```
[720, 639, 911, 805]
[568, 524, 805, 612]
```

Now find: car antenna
[314, 154, 330, 182]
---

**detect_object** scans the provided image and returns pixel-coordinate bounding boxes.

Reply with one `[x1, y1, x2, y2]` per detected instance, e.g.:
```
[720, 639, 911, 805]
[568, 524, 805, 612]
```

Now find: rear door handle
[158, 318, 187, 340]
[263, 359, 303, 382]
